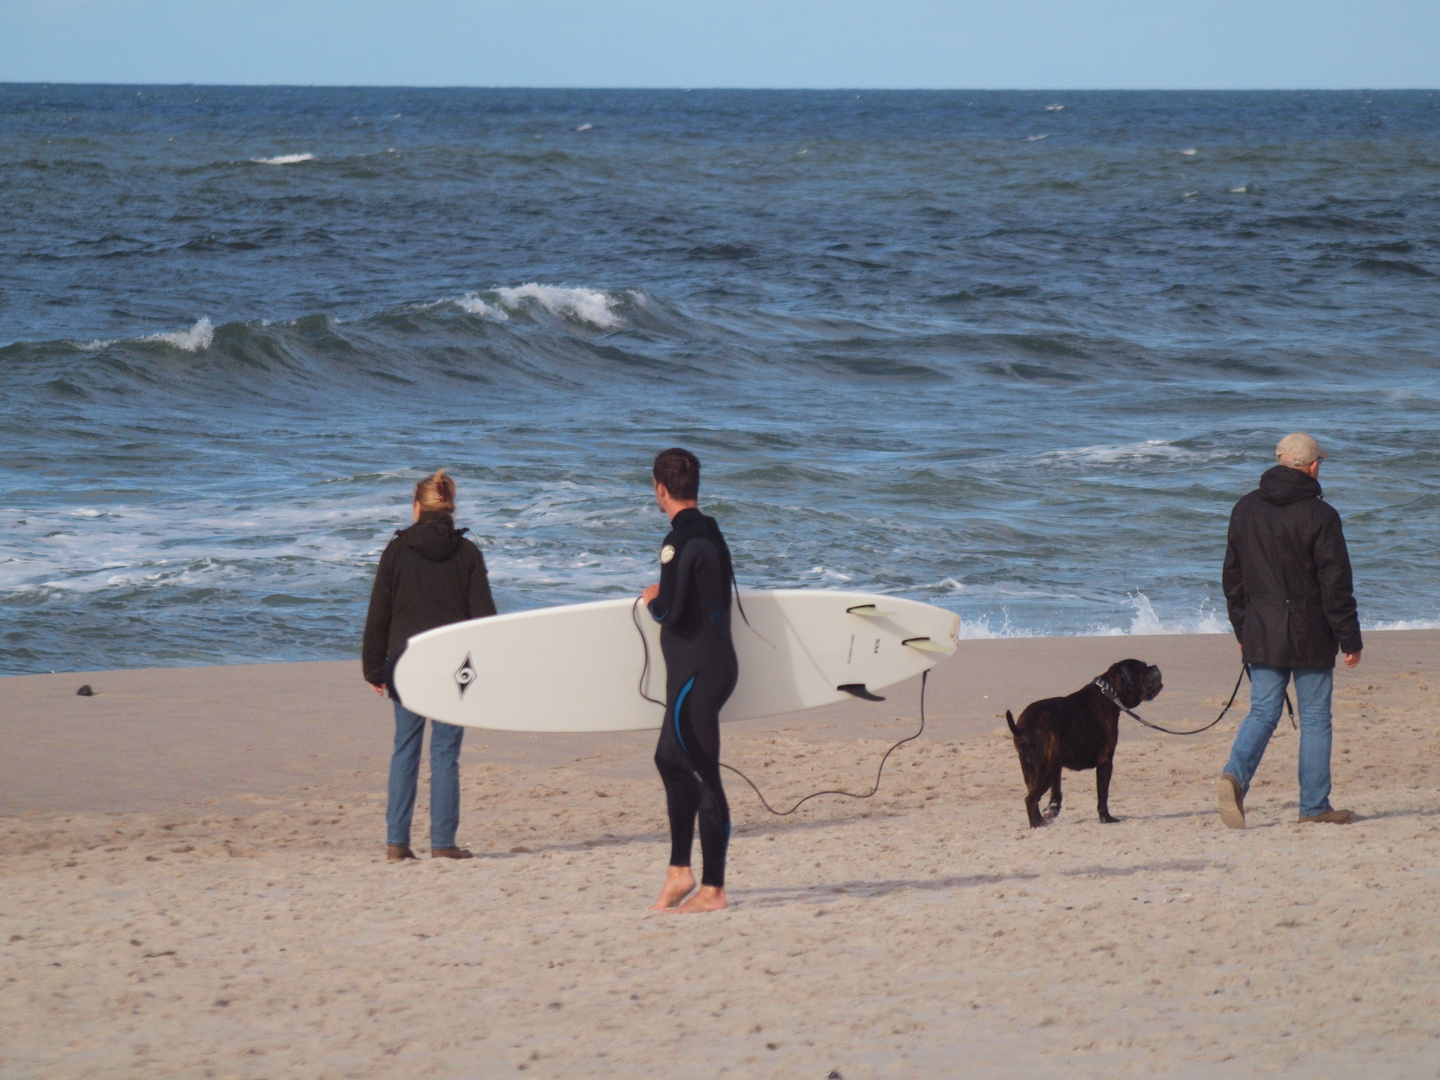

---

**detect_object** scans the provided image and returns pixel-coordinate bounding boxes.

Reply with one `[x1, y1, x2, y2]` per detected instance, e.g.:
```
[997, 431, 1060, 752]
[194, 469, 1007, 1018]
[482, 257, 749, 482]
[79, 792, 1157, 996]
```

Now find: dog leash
[1093, 663, 1294, 737]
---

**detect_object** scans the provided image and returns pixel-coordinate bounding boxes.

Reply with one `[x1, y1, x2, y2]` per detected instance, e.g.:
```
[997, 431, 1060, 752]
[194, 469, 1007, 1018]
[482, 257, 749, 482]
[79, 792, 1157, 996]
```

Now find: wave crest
[449, 284, 625, 329]
[456, 294, 508, 319]
[494, 283, 623, 329]
[143, 317, 214, 352]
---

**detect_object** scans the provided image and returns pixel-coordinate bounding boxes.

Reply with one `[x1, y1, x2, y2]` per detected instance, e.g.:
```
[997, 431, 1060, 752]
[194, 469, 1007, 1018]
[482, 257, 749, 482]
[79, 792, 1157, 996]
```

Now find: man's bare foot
[649, 865, 696, 911]
[671, 885, 727, 914]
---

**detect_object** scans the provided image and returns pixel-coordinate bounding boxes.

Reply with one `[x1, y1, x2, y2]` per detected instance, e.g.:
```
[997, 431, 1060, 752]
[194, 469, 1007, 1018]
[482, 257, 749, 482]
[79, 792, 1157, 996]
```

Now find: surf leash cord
[632, 597, 929, 815]
[720, 669, 927, 816]
[1093, 663, 1293, 737]
[632, 596, 667, 706]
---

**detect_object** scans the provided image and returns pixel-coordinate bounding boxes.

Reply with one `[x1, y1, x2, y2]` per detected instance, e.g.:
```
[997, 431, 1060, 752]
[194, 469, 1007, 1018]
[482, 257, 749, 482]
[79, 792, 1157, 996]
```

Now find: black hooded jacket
[362, 511, 496, 691]
[1222, 465, 1362, 669]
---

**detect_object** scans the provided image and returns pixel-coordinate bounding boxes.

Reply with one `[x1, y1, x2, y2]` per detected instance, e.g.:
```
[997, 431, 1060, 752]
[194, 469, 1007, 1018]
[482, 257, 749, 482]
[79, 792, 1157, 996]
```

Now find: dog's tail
[1006, 709, 1017, 736]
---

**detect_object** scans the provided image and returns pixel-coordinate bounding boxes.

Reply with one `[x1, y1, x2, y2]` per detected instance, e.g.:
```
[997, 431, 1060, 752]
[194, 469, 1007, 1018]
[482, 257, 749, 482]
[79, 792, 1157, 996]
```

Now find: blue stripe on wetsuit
[672, 676, 696, 754]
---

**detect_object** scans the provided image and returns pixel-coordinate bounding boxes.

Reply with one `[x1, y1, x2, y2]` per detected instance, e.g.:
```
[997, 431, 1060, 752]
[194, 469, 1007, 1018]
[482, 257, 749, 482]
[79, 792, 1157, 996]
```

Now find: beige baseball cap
[1275, 432, 1327, 467]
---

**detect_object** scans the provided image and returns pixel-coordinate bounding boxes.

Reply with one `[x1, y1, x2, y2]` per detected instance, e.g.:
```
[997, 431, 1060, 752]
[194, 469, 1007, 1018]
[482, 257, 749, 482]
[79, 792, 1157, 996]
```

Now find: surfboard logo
[454, 653, 477, 699]
[660, 544, 676, 564]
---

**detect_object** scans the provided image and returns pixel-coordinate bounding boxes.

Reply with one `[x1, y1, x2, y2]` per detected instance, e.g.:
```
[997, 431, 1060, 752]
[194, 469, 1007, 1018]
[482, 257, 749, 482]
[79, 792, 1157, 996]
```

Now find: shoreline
[3, 630, 1438, 1077]
[3, 630, 1435, 818]
[14, 616, 1440, 683]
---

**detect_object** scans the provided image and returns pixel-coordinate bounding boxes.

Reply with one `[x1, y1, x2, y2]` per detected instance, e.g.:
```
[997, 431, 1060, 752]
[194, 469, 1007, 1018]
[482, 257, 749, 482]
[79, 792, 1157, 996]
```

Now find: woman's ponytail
[414, 469, 456, 514]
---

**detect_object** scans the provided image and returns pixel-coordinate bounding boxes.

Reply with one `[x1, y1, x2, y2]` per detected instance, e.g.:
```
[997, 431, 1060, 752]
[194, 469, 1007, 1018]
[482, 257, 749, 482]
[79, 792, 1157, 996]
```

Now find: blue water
[3, 86, 1439, 675]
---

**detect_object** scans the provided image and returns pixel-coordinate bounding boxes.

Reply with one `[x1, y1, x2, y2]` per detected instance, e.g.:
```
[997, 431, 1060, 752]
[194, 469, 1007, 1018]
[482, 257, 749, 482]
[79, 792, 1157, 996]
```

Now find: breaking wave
[142, 317, 214, 352]
[490, 283, 625, 329]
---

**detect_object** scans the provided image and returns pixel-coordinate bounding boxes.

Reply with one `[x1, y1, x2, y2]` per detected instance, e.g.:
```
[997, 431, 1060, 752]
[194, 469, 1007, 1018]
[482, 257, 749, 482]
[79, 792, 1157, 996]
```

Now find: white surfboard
[391, 590, 959, 732]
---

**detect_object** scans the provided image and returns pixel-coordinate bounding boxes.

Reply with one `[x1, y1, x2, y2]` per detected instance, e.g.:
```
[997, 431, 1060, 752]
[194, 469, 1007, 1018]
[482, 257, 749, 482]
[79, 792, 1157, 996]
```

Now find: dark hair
[653, 447, 700, 501]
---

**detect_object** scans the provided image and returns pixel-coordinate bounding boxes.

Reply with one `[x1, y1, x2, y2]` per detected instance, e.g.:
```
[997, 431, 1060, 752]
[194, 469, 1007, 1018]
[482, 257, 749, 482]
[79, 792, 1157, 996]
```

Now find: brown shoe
[1217, 774, 1246, 830]
[430, 846, 474, 860]
[387, 844, 418, 862]
[1299, 809, 1353, 824]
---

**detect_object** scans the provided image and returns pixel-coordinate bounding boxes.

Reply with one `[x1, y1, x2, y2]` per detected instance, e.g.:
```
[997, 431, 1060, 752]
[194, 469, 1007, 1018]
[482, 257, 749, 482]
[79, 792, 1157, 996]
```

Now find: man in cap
[1217, 432, 1363, 829]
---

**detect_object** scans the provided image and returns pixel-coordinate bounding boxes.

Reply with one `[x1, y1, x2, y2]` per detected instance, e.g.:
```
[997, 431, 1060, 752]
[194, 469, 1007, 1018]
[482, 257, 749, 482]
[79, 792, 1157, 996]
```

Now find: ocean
[2, 86, 1438, 675]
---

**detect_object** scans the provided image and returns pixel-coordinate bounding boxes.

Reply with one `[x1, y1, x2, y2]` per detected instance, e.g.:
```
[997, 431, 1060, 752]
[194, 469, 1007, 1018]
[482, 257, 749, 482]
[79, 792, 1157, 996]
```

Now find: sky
[2, 0, 1438, 88]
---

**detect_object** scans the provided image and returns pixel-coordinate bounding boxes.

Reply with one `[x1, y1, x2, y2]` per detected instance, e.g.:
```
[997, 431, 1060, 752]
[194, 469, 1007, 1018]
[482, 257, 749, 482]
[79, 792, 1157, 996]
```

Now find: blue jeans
[1223, 664, 1334, 818]
[386, 701, 465, 849]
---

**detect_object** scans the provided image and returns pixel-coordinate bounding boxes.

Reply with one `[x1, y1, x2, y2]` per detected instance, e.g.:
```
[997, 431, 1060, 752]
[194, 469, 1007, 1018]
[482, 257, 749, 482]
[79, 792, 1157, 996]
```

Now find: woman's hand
[641, 583, 660, 605]
[371, 683, 387, 697]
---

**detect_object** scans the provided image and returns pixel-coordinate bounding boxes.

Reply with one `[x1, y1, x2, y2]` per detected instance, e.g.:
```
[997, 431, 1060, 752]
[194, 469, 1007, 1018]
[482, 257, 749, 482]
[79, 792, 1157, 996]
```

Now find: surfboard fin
[846, 604, 897, 618]
[837, 683, 886, 702]
[902, 636, 950, 653]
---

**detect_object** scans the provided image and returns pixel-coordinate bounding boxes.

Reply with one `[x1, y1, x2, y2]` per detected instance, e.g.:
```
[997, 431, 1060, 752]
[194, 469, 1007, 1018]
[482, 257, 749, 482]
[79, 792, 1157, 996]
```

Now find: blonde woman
[363, 470, 496, 862]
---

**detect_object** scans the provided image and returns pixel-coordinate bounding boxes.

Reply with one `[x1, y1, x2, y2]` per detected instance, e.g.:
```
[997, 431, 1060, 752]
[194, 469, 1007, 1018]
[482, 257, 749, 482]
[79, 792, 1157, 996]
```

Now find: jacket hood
[399, 512, 468, 561]
[1258, 464, 1322, 507]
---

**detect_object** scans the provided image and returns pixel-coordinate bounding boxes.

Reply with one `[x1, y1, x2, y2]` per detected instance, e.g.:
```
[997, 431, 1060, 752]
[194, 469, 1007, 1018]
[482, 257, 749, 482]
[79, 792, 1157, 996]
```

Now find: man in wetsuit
[640, 448, 739, 914]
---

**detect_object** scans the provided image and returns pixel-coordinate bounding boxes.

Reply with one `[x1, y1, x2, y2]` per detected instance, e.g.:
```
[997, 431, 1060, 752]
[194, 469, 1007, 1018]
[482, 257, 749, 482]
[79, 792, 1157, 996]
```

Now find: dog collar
[1092, 677, 1123, 707]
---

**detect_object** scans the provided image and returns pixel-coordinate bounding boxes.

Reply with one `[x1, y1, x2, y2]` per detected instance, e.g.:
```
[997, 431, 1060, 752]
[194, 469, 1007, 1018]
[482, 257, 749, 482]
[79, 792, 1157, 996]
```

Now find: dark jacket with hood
[362, 511, 496, 692]
[1222, 465, 1362, 669]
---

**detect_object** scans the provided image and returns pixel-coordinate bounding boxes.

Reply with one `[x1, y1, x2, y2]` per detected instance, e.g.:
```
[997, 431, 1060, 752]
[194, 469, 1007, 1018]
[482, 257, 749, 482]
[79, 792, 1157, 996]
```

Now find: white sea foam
[1181, 148, 1198, 155]
[1026, 134, 1049, 141]
[1044, 104, 1064, 111]
[1102, 593, 1229, 636]
[1182, 191, 1197, 198]
[0, 497, 402, 595]
[456, 294, 508, 320]
[493, 283, 623, 329]
[1365, 618, 1440, 631]
[928, 592, 1228, 640]
[1038, 439, 1212, 468]
[1229, 186, 1248, 194]
[576, 123, 593, 132]
[143, 317, 214, 352]
[251, 153, 315, 165]
[955, 615, 1037, 640]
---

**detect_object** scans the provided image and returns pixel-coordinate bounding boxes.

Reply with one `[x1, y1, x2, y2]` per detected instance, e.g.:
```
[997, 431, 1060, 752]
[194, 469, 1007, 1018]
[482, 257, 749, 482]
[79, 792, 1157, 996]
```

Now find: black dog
[1005, 659, 1163, 828]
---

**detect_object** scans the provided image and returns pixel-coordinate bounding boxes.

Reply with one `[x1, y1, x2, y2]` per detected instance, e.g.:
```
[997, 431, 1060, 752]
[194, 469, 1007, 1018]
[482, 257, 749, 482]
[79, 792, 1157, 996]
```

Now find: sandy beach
[3, 630, 1439, 1078]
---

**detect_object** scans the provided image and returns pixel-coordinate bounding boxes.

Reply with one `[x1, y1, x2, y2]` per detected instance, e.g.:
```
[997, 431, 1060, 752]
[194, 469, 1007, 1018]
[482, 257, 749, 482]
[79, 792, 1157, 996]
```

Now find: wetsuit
[648, 507, 739, 888]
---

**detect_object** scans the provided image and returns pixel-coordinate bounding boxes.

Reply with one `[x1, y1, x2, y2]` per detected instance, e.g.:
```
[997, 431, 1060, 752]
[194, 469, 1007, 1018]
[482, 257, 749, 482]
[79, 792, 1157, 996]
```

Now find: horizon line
[3, 82, 1437, 93]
